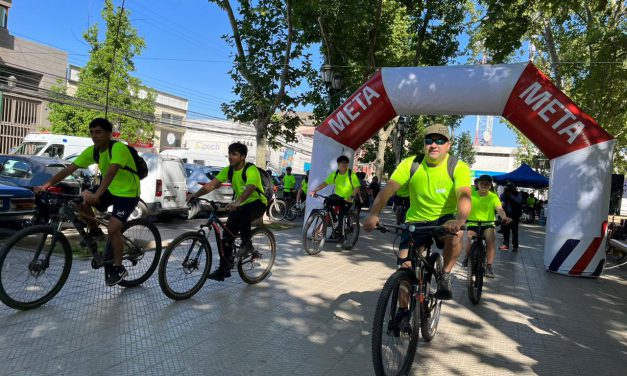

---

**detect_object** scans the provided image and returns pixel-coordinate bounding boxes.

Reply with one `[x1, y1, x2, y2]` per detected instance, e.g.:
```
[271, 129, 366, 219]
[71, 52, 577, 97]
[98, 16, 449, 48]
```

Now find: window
[161, 112, 183, 126]
[193, 159, 204, 166]
[43, 144, 64, 159]
[0, 6, 7, 29]
[13, 142, 47, 156]
[0, 159, 33, 179]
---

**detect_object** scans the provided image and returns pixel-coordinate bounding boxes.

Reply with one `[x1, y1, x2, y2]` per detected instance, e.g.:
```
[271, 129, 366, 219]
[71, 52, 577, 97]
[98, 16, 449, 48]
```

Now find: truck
[12, 133, 93, 159]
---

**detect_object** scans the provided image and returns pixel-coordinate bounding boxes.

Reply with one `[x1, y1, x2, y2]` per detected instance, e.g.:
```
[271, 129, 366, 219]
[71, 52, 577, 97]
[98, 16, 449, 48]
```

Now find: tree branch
[318, 16, 332, 65]
[266, 0, 293, 123]
[541, 16, 562, 89]
[220, 0, 256, 87]
[413, 0, 433, 66]
[367, 0, 384, 73]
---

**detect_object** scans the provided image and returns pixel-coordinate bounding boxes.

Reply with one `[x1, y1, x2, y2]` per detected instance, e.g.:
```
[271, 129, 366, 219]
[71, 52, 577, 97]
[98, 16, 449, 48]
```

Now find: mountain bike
[302, 193, 359, 255]
[158, 198, 276, 300]
[466, 220, 499, 304]
[0, 192, 162, 310]
[286, 199, 306, 221]
[371, 222, 456, 376]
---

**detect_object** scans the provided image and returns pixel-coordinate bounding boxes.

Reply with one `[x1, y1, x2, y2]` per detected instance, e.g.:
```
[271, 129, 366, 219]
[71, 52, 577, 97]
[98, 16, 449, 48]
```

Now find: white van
[160, 148, 227, 167]
[13, 133, 93, 159]
[134, 153, 188, 219]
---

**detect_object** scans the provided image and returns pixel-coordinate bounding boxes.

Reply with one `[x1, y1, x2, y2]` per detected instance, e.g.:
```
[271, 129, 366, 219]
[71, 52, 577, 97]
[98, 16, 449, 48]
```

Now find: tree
[48, 0, 155, 143]
[452, 131, 476, 166]
[209, 0, 310, 167]
[469, 0, 626, 173]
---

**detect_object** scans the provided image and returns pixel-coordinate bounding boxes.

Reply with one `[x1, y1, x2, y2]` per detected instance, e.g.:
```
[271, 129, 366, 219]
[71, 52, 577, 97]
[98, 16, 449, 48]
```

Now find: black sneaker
[387, 308, 411, 337]
[207, 268, 231, 282]
[106, 265, 128, 286]
[485, 264, 495, 278]
[235, 242, 254, 258]
[512, 246, 519, 252]
[434, 272, 453, 300]
[462, 256, 468, 268]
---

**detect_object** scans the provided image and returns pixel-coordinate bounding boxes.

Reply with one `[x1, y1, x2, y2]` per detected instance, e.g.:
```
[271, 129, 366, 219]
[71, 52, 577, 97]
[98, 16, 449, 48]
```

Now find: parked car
[0, 183, 36, 225]
[134, 153, 188, 220]
[184, 164, 233, 218]
[0, 155, 82, 194]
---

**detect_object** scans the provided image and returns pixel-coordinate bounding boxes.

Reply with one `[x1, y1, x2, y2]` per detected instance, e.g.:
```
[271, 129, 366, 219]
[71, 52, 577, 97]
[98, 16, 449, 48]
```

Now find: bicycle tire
[237, 228, 276, 284]
[286, 204, 298, 221]
[467, 241, 483, 304]
[117, 219, 162, 288]
[303, 212, 327, 255]
[372, 268, 419, 376]
[0, 225, 73, 310]
[341, 212, 360, 250]
[158, 232, 212, 300]
[268, 200, 287, 221]
[421, 252, 443, 341]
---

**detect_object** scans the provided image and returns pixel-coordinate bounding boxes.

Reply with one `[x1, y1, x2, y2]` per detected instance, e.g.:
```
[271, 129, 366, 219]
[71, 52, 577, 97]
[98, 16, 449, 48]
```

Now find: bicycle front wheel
[467, 241, 484, 304]
[372, 269, 419, 376]
[422, 252, 444, 341]
[0, 225, 72, 310]
[286, 204, 298, 221]
[341, 212, 360, 250]
[238, 228, 276, 284]
[268, 200, 287, 221]
[117, 219, 162, 288]
[302, 212, 328, 255]
[159, 232, 212, 300]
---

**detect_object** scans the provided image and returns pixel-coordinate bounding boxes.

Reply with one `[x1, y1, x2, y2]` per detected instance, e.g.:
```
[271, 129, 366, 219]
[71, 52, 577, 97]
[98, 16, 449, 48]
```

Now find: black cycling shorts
[399, 214, 455, 250]
[89, 186, 139, 223]
[466, 225, 495, 236]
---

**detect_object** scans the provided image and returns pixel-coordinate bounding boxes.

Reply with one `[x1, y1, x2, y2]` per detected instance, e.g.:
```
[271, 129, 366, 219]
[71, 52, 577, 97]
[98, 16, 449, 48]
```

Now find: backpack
[93, 140, 148, 180]
[333, 169, 355, 189]
[409, 154, 458, 182]
[228, 162, 273, 202]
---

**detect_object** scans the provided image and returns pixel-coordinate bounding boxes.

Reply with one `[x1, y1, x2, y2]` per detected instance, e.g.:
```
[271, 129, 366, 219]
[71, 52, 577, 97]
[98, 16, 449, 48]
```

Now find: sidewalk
[0, 211, 625, 375]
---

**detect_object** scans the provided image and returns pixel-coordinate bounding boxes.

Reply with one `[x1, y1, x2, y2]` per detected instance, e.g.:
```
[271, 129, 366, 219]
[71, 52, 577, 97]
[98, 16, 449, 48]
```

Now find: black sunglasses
[424, 137, 448, 145]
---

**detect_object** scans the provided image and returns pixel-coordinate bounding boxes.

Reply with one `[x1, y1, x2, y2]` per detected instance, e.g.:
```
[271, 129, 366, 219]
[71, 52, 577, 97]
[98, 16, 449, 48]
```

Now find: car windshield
[13, 142, 47, 156]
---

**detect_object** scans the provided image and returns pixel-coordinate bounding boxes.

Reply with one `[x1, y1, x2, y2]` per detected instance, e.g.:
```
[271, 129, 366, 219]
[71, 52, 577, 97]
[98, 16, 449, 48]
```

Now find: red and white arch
[307, 62, 615, 277]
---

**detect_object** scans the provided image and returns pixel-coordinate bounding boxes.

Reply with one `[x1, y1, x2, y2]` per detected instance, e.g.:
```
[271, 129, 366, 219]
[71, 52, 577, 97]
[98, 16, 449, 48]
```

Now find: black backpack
[228, 162, 273, 202]
[333, 169, 355, 189]
[93, 140, 148, 180]
[409, 153, 458, 182]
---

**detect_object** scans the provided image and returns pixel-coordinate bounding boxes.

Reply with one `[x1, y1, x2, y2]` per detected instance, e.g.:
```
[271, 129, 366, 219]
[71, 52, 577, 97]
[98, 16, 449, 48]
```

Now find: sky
[6, 0, 518, 147]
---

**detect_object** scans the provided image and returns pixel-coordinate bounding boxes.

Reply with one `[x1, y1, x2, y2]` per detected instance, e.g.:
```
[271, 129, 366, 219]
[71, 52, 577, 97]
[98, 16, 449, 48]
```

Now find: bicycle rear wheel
[159, 232, 211, 300]
[117, 219, 162, 288]
[421, 252, 443, 341]
[341, 212, 360, 250]
[237, 228, 276, 284]
[286, 204, 298, 221]
[0, 225, 72, 310]
[302, 212, 328, 255]
[268, 200, 287, 221]
[372, 269, 419, 376]
[467, 241, 484, 304]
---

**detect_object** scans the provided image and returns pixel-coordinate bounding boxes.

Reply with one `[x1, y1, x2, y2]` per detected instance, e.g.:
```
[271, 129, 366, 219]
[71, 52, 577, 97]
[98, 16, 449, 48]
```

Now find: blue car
[0, 183, 36, 224]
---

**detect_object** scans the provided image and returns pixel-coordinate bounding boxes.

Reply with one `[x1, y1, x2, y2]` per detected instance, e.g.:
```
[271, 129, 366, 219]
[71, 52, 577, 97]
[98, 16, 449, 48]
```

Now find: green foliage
[48, 0, 155, 143]
[452, 131, 476, 166]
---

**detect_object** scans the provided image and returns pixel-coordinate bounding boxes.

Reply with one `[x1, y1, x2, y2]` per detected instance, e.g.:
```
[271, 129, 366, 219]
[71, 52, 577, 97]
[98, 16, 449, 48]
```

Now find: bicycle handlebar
[38, 191, 83, 204]
[375, 222, 463, 236]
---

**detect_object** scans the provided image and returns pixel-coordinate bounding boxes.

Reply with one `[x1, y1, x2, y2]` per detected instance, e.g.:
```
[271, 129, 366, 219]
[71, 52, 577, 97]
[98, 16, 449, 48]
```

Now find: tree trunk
[255, 119, 269, 167]
[374, 119, 399, 178]
[542, 18, 562, 89]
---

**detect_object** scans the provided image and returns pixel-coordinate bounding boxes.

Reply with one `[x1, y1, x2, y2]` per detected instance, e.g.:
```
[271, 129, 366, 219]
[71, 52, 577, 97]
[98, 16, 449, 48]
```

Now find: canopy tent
[492, 163, 549, 188]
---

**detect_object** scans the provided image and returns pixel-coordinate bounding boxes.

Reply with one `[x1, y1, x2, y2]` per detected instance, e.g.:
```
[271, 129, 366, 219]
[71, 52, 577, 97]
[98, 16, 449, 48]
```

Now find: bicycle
[0, 192, 162, 310]
[158, 198, 276, 300]
[371, 222, 455, 376]
[465, 220, 499, 305]
[267, 192, 288, 221]
[302, 193, 359, 255]
[286, 199, 306, 221]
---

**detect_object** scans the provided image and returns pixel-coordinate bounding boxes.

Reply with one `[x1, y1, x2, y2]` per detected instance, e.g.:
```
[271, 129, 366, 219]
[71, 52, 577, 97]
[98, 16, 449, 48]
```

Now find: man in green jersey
[363, 124, 472, 300]
[35, 118, 141, 286]
[297, 171, 308, 205]
[189, 142, 267, 281]
[282, 166, 296, 202]
[310, 155, 360, 240]
[462, 175, 511, 278]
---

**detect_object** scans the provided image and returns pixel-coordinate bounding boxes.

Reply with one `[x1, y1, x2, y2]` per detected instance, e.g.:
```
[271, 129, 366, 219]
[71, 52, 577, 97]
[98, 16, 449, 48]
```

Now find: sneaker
[387, 308, 411, 337]
[105, 265, 128, 286]
[434, 272, 453, 300]
[485, 264, 495, 278]
[235, 242, 254, 258]
[512, 246, 519, 252]
[499, 245, 509, 251]
[462, 256, 468, 268]
[207, 268, 231, 282]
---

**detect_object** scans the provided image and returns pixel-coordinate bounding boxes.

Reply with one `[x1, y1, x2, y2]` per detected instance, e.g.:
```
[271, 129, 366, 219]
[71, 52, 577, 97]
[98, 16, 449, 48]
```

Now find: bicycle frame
[191, 199, 239, 262]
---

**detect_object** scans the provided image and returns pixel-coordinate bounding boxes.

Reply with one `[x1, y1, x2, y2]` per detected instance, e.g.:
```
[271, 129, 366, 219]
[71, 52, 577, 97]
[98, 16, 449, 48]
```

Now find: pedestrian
[369, 176, 380, 203]
[499, 181, 523, 251]
[355, 172, 369, 214]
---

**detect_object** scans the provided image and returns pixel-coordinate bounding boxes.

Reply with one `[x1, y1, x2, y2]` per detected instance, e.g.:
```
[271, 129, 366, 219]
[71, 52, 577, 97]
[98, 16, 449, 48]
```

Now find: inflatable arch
[307, 62, 615, 277]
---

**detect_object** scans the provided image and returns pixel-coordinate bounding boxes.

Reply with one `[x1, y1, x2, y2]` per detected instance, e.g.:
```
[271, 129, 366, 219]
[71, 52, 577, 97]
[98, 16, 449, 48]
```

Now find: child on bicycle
[188, 142, 267, 281]
[309, 155, 360, 241]
[462, 175, 511, 278]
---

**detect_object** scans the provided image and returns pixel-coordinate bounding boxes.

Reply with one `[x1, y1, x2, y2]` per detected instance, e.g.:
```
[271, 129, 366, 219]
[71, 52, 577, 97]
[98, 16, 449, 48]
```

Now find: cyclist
[309, 155, 360, 241]
[281, 166, 296, 203]
[462, 175, 511, 278]
[297, 171, 308, 205]
[188, 142, 267, 281]
[34, 118, 140, 286]
[363, 124, 472, 300]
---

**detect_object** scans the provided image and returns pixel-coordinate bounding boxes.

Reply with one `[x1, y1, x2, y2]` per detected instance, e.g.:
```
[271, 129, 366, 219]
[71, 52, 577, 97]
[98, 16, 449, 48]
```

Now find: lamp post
[321, 64, 343, 115]
[395, 116, 408, 165]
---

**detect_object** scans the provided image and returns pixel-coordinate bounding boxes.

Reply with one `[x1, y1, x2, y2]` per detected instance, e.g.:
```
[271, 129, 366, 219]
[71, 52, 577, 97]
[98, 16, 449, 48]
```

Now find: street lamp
[395, 116, 409, 165]
[320, 64, 343, 115]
